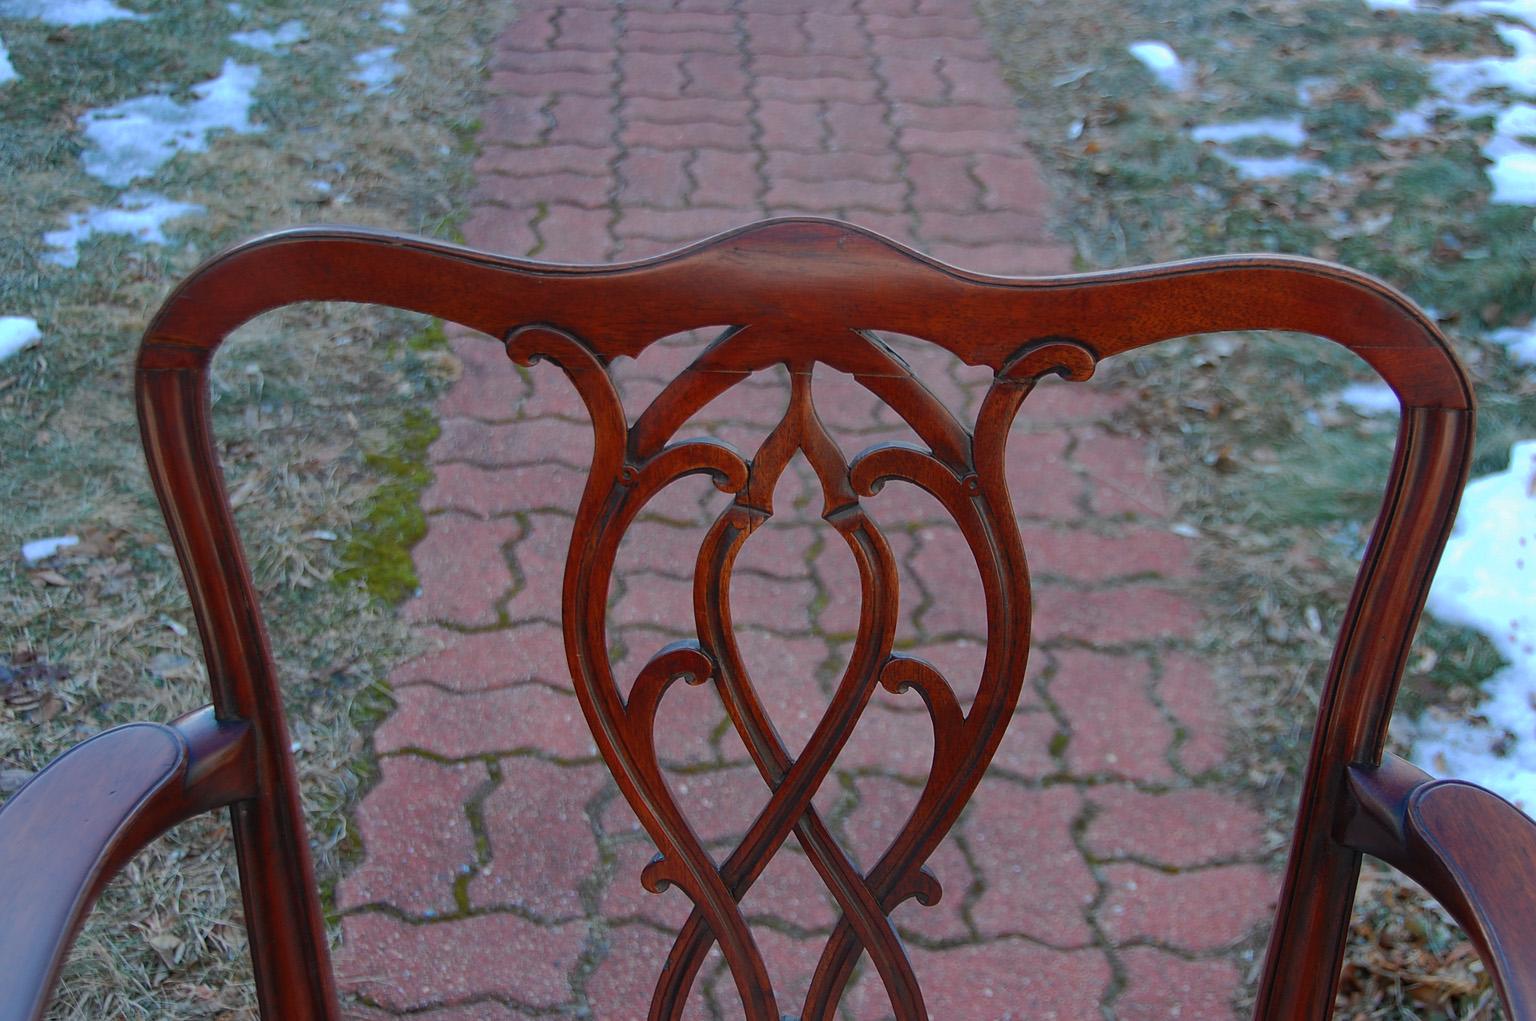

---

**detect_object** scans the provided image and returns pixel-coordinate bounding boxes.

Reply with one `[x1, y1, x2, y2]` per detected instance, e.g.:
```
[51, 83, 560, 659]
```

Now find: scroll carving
[506, 324, 1100, 1021]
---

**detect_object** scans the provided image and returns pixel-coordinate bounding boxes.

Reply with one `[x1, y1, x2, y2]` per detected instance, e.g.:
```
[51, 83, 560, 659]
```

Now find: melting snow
[1127, 41, 1189, 91]
[230, 19, 307, 53]
[1335, 381, 1400, 415]
[0, 317, 41, 362]
[351, 46, 399, 93]
[1383, 20, 1536, 143]
[1377, 11, 1536, 203]
[43, 193, 203, 267]
[1382, 108, 1432, 139]
[1489, 151, 1536, 202]
[79, 59, 261, 186]
[1190, 117, 1308, 147]
[1430, 24, 1536, 100]
[1413, 442, 1536, 808]
[0, 0, 143, 23]
[1489, 323, 1536, 364]
[20, 535, 79, 563]
[1483, 104, 1536, 203]
[1189, 118, 1318, 178]
[1224, 155, 1322, 179]
[380, 0, 410, 33]
[1457, 0, 1536, 33]
[0, 34, 14, 85]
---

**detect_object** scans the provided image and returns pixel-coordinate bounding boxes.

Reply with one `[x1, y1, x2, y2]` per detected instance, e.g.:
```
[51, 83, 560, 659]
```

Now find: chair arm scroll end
[0, 707, 253, 1021]
[1342, 753, 1536, 1020]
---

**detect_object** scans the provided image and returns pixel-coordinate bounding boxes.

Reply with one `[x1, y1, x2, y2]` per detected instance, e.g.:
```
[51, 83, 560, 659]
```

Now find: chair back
[138, 218, 1475, 1019]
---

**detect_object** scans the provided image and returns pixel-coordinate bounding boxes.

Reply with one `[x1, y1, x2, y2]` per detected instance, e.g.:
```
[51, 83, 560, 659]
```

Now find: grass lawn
[0, 2, 497, 1016]
[980, 0, 1533, 1015]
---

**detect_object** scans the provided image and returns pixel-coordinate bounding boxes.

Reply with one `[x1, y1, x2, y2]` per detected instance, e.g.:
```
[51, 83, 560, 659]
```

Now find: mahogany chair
[1, 218, 1532, 1020]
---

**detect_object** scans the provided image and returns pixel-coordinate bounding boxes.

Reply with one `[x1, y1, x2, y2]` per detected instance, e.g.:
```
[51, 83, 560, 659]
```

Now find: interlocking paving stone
[1099, 862, 1278, 952]
[336, 2, 1271, 1017]
[964, 780, 1096, 945]
[374, 684, 596, 760]
[585, 925, 713, 1019]
[469, 759, 606, 918]
[1159, 651, 1236, 775]
[399, 514, 520, 627]
[1116, 947, 1245, 1021]
[335, 912, 583, 1011]
[390, 622, 569, 692]
[1084, 785, 1268, 867]
[335, 757, 486, 915]
[846, 941, 1112, 1020]
[1049, 649, 1177, 781]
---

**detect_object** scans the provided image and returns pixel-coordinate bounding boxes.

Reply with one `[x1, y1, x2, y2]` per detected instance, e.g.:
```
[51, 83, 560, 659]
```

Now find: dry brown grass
[0, 2, 504, 1016]
[979, 0, 1530, 1016]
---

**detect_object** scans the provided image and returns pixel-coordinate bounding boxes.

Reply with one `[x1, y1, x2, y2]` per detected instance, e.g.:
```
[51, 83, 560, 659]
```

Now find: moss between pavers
[335, 325, 446, 604]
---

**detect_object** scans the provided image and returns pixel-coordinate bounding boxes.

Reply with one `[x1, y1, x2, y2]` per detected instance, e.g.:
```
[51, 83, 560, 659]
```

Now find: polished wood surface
[1, 217, 1521, 1019]
[0, 708, 253, 1021]
[1343, 753, 1536, 1017]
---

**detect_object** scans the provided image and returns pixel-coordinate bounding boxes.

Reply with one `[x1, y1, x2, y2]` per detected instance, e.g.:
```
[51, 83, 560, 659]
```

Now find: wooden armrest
[0, 707, 255, 1021]
[1340, 752, 1536, 1020]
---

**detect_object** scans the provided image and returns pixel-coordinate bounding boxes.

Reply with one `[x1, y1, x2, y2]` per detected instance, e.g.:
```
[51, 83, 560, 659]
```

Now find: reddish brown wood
[138, 350, 341, 1020]
[505, 319, 1088, 1018]
[1341, 754, 1536, 1017]
[130, 219, 1487, 1019]
[0, 707, 254, 1021]
[3, 217, 1517, 1019]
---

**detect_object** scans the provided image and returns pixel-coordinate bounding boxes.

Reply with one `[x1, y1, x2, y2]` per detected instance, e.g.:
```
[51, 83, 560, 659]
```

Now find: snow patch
[0, 34, 14, 86]
[1413, 441, 1536, 808]
[1489, 151, 1536, 202]
[0, 0, 143, 24]
[79, 59, 261, 186]
[1489, 323, 1536, 364]
[230, 19, 307, 53]
[351, 46, 399, 93]
[1190, 117, 1308, 147]
[1127, 41, 1189, 91]
[1382, 107, 1432, 139]
[380, 0, 410, 33]
[1481, 104, 1536, 203]
[1410, 23, 1536, 108]
[21, 535, 78, 563]
[1189, 117, 1320, 178]
[1458, 0, 1536, 37]
[1366, 18, 1536, 202]
[43, 193, 203, 267]
[0, 317, 41, 362]
[21, 537, 80, 561]
[1225, 155, 1322, 179]
[1335, 381, 1400, 415]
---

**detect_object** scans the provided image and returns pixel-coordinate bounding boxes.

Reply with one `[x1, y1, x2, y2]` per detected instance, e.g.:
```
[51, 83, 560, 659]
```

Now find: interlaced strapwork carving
[506, 322, 1098, 1021]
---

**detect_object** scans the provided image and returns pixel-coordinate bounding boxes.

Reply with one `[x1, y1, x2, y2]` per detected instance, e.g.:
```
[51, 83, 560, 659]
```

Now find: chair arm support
[0, 706, 255, 1021]
[1339, 752, 1536, 1020]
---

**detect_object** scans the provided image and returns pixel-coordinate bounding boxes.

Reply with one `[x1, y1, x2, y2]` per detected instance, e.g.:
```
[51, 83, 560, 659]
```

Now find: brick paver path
[334, 2, 1278, 1018]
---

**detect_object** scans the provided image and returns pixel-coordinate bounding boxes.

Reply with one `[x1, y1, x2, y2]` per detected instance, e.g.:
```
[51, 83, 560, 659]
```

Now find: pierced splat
[507, 320, 1098, 1020]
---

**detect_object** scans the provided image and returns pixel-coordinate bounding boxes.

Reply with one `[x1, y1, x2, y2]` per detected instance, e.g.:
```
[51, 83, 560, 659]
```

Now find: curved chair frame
[2, 218, 1529, 1020]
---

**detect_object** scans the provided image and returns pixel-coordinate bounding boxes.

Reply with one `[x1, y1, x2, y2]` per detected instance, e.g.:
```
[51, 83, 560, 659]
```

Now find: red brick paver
[333, 3, 1274, 1019]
